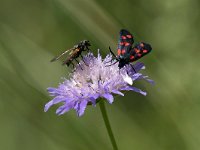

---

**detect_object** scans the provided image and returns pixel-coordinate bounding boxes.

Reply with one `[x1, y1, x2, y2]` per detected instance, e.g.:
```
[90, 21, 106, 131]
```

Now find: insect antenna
[109, 46, 117, 58]
[104, 46, 119, 65]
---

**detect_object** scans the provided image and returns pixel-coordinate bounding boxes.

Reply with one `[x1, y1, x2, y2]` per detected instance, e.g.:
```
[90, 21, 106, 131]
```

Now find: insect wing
[117, 29, 134, 56]
[129, 42, 152, 62]
[62, 48, 80, 65]
[50, 47, 75, 62]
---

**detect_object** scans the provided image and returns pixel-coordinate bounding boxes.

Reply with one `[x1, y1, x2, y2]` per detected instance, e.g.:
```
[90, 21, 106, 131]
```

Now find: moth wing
[129, 42, 152, 62]
[117, 29, 134, 56]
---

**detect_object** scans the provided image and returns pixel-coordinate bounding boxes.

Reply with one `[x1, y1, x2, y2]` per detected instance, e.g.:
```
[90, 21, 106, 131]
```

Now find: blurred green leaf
[0, 0, 200, 149]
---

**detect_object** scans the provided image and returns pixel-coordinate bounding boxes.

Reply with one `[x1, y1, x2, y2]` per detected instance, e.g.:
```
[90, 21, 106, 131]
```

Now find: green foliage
[0, 0, 200, 149]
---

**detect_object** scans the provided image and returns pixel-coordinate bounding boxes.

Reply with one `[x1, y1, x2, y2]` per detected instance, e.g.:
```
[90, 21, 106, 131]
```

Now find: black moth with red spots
[109, 29, 152, 70]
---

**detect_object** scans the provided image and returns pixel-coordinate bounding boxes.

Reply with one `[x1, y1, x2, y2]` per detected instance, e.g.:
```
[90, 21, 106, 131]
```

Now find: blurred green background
[0, 0, 200, 149]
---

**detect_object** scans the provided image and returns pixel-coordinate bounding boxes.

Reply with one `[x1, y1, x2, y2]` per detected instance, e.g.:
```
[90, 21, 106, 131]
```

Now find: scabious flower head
[45, 50, 153, 117]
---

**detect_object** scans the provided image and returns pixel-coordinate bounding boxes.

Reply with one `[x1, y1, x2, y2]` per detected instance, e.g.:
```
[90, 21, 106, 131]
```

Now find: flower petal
[112, 90, 124, 96]
[131, 73, 142, 81]
[44, 97, 66, 112]
[91, 93, 100, 99]
[102, 93, 114, 103]
[121, 86, 147, 96]
[146, 79, 155, 85]
[89, 97, 97, 106]
[77, 100, 88, 117]
[140, 76, 155, 85]
[122, 74, 133, 85]
[45, 51, 153, 116]
[134, 62, 145, 71]
[56, 102, 74, 115]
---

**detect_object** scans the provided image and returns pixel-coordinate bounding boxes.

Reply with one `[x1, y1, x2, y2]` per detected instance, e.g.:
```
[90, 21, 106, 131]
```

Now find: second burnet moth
[108, 29, 152, 72]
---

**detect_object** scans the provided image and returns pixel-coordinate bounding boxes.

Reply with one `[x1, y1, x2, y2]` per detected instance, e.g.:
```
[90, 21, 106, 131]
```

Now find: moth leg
[105, 60, 118, 67]
[104, 58, 117, 64]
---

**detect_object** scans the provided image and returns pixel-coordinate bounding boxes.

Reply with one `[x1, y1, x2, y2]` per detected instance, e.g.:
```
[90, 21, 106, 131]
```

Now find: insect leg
[105, 60, 118, 67]
[104, 58, 117, 64]
[80, 54, 89, 66]
[75, 58, 83, 70]
[71, 62, 75, 69]
[74, 58, 79, 64]
[86, 46, 90, 51]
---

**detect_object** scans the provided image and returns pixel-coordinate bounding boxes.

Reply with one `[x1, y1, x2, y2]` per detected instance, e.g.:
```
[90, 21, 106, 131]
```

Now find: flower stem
[99, 100, 118, 150]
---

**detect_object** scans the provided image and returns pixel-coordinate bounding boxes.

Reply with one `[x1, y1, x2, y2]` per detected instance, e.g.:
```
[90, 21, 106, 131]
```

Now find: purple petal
[74, 101, 79, 110]
[121, 86, 147, 96]
[134, 62, 145, 72]
[47, 87, 60, 96]
[77, 100, 88, 117]
[89, 97, 97, 106]
[112, 90, 124, 96]
[56, 102, 74, 115]
[44, 101, 54, 112]
[131, 73, 142, 81]
[140, 76, 155, 85]
[102, 93, 114, 103]
[98, 80, 105, 90]
[91, 93, 100, 99]
[89, 93, 100, 106]
[44, 97, 66, 112]
[47, 87, 57, 92]
[104, 81, 111, 90]
[145, 79, 155, 85]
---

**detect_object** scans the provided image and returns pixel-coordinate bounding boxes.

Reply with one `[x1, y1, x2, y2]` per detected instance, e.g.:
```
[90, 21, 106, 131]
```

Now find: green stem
[99, 100, 118, 150]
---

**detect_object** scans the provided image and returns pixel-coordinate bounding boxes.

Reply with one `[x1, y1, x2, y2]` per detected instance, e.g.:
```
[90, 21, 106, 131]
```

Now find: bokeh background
[0, 0, 200, 149]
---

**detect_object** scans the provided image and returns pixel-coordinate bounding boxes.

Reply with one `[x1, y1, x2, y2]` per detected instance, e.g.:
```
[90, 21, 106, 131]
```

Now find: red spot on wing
[117, 49, 121, 55]
[121, 49, 126, 54]
[134, 48, 140, 53]
[124, 42, 130, 46]
[121, 36, 126, 39]
[140, 43, 144, 47]
[126, 35, 132, 38]
[143, 49, 148, 53]
[120, 42, 124, 45]
[137, 54, 142, 57]
[130, 55, 134, 60]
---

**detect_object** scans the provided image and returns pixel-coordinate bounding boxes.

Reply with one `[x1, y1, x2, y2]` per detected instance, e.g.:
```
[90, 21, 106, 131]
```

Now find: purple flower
[45, 51, 153, 117]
